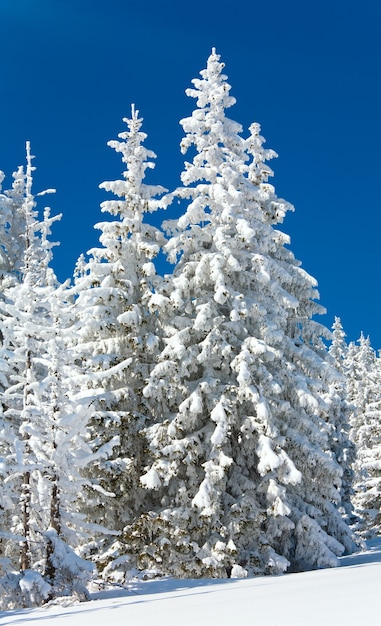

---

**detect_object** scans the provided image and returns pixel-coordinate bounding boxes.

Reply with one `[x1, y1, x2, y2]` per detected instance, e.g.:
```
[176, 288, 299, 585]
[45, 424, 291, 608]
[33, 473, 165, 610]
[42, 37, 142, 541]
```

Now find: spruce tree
[346, 334, 381, 537]
[71, 107, 166, 579]
[0, 145, 94, 607]
[139, 49, 354, 577]
[0, 164, 28, 280]
[327, 318, 356, 530]
[0, 170, 18, 576]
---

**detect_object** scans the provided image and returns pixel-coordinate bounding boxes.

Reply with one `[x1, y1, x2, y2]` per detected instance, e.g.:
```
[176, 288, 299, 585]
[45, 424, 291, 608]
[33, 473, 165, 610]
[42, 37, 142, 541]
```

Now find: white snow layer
[3, 538, 381, 626]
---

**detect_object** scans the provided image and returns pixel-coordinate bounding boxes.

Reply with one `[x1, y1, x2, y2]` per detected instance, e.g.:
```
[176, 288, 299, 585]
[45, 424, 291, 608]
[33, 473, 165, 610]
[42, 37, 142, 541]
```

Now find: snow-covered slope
[3, 539, 380, 626]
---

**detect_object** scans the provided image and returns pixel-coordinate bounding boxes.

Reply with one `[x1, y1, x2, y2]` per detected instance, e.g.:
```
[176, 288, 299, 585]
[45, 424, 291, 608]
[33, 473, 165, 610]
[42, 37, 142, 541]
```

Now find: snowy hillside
[3, 538, 380, 626]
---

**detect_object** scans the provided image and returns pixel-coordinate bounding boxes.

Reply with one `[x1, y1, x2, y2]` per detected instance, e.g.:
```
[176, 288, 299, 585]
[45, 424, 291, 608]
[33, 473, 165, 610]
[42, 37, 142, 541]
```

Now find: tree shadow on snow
[339, 536, 381, 568]
[91, 575, 243, 601]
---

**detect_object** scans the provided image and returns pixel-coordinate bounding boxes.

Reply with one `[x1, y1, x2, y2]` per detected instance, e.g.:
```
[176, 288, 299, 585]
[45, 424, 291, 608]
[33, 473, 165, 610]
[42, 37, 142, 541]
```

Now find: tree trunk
[20, 465, 31, 571]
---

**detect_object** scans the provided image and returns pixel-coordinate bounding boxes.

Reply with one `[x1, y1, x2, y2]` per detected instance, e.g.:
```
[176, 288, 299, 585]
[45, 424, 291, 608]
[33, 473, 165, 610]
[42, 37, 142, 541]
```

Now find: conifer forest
[0, 50, 380, 608]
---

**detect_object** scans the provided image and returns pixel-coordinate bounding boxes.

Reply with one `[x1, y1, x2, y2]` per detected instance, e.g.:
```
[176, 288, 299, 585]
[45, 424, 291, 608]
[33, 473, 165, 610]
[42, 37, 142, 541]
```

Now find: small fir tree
[346, 334, 381, 537]
[0, 164, 28, 280]
[327, 318, 357, 530]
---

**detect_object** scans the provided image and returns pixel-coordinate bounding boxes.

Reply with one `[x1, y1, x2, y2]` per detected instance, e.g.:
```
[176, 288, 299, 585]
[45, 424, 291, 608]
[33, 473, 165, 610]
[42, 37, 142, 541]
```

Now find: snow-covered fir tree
[0, 162, 29, 397]
[327, 317, 356, 526]
[0, 155, 36, 584]
[0, 172, 16, 576]
[0, 164, 28, 281]
[329, 317, 348, 370]
[346, 334, 381, 537]
[71, 107, 166, 579]
[0, 145, 95, 608]
[139, 49, 355, 577]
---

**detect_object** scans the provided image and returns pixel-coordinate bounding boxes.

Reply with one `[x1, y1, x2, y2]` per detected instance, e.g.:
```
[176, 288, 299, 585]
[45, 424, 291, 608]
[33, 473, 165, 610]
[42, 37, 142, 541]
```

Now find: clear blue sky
[1, 0, 380, 349]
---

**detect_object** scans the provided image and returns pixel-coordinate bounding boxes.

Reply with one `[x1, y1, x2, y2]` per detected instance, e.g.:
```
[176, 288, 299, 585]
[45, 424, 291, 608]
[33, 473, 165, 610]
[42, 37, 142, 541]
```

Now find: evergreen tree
[329, 317, 348, 369]
[327, 317, 356, 528]
[0, 164, 28, 281]
[71, 107, 166, 579]
[346, 334, 381, 537]
[139, 49, 354, 577]
[1, 146, 42, 570]
[0, 164, 27, 581]
[0, 145, 94, 607]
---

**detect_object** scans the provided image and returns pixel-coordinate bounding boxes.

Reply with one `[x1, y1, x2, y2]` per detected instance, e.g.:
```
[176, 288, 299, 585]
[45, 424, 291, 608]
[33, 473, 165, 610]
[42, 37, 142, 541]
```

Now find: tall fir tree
[71, 107, 166, 579]
[0, 150, 41, 583]
[0, 170, 18, 576]
[0, 145, 95, 607]
[139, 49, 354, 577]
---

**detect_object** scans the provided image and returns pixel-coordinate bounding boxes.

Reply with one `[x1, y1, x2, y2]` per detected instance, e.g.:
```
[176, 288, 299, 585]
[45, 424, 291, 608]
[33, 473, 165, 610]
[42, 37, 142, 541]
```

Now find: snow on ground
[2, 539, 381, 626]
